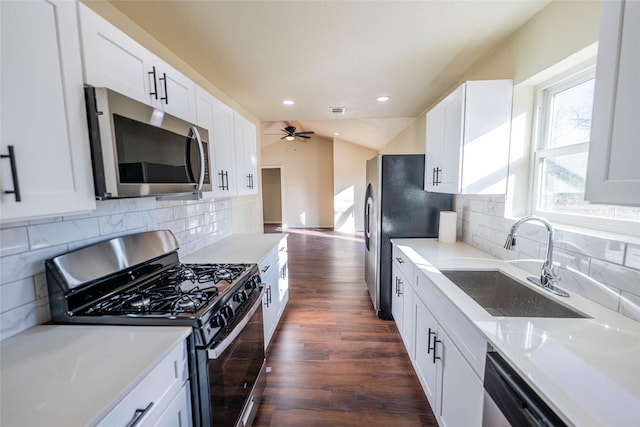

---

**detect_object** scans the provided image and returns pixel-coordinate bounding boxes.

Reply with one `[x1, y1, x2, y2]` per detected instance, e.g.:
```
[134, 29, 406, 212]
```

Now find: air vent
[330, 107, 346, 115]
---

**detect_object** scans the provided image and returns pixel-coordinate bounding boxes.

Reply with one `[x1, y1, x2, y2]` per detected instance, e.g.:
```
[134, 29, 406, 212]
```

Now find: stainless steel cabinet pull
[395, 257, 404, 264]
[159, 72, 168, 104]
[125, 402, 153, 427]
[397, 278, 403, 295]
[1, 145, 21, 202]
[148, 66, 158, 99]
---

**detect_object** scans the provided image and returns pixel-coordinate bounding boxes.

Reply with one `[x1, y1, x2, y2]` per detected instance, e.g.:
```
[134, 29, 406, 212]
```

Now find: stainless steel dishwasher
[483, 352, 567, 427]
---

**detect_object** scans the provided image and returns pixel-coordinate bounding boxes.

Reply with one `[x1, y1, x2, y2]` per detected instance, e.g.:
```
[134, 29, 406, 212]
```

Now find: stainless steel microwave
[84, 86, 211, 199]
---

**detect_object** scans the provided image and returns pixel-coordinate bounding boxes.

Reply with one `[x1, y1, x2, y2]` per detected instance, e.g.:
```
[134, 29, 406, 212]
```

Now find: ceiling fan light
[377, 96, 390, 102]
[285, 135, 295, 141]
[282, 100, 295, 105]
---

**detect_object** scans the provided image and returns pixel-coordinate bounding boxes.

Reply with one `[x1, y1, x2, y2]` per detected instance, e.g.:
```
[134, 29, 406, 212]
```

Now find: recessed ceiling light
[377, 96, 390, 102]
[282, 100, 295, 105]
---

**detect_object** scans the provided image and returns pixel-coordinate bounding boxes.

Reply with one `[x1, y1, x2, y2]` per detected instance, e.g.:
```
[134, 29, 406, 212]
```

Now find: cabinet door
[260, 250, 280, 349]
[438, 330, 483, 427]
[1, 0, 95, 221]
[425, 105, 444, 191]
[79, 3, 154, 106]
[439, 85, 465, 194]
[195, 87, 237, 198]
[152, 383, 193, 427]
[414, 297, 441, 413]
[586, 0, 640, 206]
[152, 56, 197, 123]
[234, 113, 258, 196]
[401, 278, 414, 357]
[391, 264, 405, 333]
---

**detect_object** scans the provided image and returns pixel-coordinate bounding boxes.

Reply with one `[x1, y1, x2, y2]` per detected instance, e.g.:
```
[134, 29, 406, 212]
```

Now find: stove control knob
[210, 313, 227, 328]
[234, 290, 247, 302]
[221, 305, 234, 320]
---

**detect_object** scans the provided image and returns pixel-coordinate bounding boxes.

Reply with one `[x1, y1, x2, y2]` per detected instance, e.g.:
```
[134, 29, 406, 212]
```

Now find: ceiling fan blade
[297, 134, 311, 139]
[295, 131, 315, 135]
[280, 135, 288, 140]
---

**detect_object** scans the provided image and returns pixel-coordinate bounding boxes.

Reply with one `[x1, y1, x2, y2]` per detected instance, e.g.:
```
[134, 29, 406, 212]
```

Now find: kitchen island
[392, 238, 640, 426]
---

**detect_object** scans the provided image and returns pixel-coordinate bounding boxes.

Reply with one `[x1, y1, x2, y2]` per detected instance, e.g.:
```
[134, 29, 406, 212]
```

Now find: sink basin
[440, 270, 587, 318]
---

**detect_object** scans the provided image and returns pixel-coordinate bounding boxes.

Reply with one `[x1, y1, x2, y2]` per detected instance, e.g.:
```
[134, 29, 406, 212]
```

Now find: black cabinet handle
[261, 264, 271, 274]
[224, 170, 229, 191]
[1, 145, 21, 202]
[432, 338, 441, 363]
[427, 328, 436, 354]
[397, 278, 403, 295]
[395, 257, 404, 264]
[247, 173, 254, 189]
[435, 167, 442, 185]
[125, 402, 153, 427]
[148, 66, 158, 99]
[432, 167, 436, 186]
[159, 72, 168, 104]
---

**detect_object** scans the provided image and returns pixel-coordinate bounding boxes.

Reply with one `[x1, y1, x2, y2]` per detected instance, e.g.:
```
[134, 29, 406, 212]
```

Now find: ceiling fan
[268, 125, 315, 141]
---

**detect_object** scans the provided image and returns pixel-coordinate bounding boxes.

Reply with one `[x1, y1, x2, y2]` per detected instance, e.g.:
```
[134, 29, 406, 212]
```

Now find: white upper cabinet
[78, 4, 196, 123]
[585, 0, 640, 206]
[234, 112, 258, 196]
[425, 80, 513, 195]
[1, 0, 96, 222]
[195, 86, 238, 197]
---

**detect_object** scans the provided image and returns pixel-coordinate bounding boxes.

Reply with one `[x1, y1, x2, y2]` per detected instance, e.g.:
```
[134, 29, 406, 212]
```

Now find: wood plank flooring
[254, 227, 437, 427]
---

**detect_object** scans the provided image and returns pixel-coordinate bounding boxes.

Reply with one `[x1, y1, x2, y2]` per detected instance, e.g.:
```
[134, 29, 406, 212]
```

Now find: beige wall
[261, 168, 283, 224]
[379, 0, 601, 155]
[333, 139, 377, 232]
[81, 0, 264, 234]
[261, 136, 334, 228]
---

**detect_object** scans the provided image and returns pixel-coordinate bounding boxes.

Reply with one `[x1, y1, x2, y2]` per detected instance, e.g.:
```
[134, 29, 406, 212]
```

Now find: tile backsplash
[456, 194, 640, 322]
[0, 197, 233, 341]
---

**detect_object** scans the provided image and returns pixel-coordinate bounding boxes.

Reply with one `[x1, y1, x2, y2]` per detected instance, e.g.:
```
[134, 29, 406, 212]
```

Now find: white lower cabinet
[392, 259, 414, 356]
[414, 294, 484, 427]
[98, 339, 191, 427]
[260, 236, 289, 350]
[393, 242, 485, 427]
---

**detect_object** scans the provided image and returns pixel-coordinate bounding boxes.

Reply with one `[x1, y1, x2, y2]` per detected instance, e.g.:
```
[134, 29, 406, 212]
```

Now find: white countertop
[392, 238, 640, 427]
[183, 233, 287, 264]
[0, 325, 191, 427]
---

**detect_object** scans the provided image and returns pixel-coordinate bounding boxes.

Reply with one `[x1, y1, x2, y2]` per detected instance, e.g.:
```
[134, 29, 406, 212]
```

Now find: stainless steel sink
[440, 270, 587, 318]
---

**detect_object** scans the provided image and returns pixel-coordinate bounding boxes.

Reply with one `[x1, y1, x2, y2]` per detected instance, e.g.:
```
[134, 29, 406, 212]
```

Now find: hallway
[254, 227, 437, 426]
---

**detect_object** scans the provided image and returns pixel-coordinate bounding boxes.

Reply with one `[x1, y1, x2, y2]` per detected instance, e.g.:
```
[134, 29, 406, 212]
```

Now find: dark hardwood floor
[254, 226, 437, 427]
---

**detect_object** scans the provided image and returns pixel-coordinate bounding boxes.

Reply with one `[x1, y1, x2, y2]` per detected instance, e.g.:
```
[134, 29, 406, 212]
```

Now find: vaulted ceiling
[108, 0, 551, 150]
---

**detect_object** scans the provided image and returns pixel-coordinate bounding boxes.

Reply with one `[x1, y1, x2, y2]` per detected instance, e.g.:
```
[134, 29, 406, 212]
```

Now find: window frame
[530, 65, 640, 237]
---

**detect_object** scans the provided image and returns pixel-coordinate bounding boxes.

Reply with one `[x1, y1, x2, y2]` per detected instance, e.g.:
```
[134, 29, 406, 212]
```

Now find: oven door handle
[208, 287, 265, 359]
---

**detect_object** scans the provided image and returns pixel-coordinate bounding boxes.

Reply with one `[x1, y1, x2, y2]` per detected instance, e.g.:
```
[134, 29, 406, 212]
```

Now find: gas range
[46, 231, 261, 347]
[45, 230, 267, 427]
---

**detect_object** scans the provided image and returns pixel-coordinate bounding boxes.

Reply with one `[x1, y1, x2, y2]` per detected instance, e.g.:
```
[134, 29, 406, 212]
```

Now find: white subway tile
[34, 273, 47, 299]
[0, 245, 67, 285]
[619, 291, 640, 322]
[0, 227, 29, 257]
[589, 258, 640, 296]
[98, 212, 145, 235]
[29, 218, 100, 250]
[556, 229, 625, 265]
[553, 247, 590, 274]
[93, 199, 122, 216]
[625, 244, 640, 270]
[0, 278, 35, 312]
[558, 267, 621, 312]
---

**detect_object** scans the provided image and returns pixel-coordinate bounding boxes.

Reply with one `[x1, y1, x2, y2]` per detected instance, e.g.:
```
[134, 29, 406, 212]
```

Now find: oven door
[206, 287, 266, 427]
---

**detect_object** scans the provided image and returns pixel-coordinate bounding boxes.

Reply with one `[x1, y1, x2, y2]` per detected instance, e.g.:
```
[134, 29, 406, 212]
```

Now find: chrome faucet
[504, 216, 569, 297]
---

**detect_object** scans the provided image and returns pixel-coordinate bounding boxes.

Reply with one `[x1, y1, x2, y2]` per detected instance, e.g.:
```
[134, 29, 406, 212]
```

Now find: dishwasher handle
[484, 352, 566, 427]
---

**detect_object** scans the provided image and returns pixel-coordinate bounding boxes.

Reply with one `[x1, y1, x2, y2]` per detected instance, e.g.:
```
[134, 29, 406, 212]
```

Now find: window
[532, 68, 640, 234]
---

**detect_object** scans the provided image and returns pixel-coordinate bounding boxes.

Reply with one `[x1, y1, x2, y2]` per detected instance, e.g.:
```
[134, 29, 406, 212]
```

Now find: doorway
[261, 167, 283, 226]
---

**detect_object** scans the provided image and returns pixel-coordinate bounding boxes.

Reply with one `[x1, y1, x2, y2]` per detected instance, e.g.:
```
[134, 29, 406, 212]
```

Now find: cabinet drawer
[415, 270, 486, 378]
[392, 244, 414, 283]
[98, 340, 188, 427]
[259, 246, 279, 277]
[152, 381, 192, 427]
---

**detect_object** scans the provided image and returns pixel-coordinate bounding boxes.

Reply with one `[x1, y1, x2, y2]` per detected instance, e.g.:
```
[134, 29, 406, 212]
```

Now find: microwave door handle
[189, 127, 205, 191]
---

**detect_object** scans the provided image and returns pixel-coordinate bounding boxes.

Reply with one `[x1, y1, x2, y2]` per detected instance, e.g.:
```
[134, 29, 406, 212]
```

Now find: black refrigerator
[364, 154, 453, 320]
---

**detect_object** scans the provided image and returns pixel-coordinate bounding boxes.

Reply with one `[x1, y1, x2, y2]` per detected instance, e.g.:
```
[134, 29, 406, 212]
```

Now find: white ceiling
[109, 0, 551, 150]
